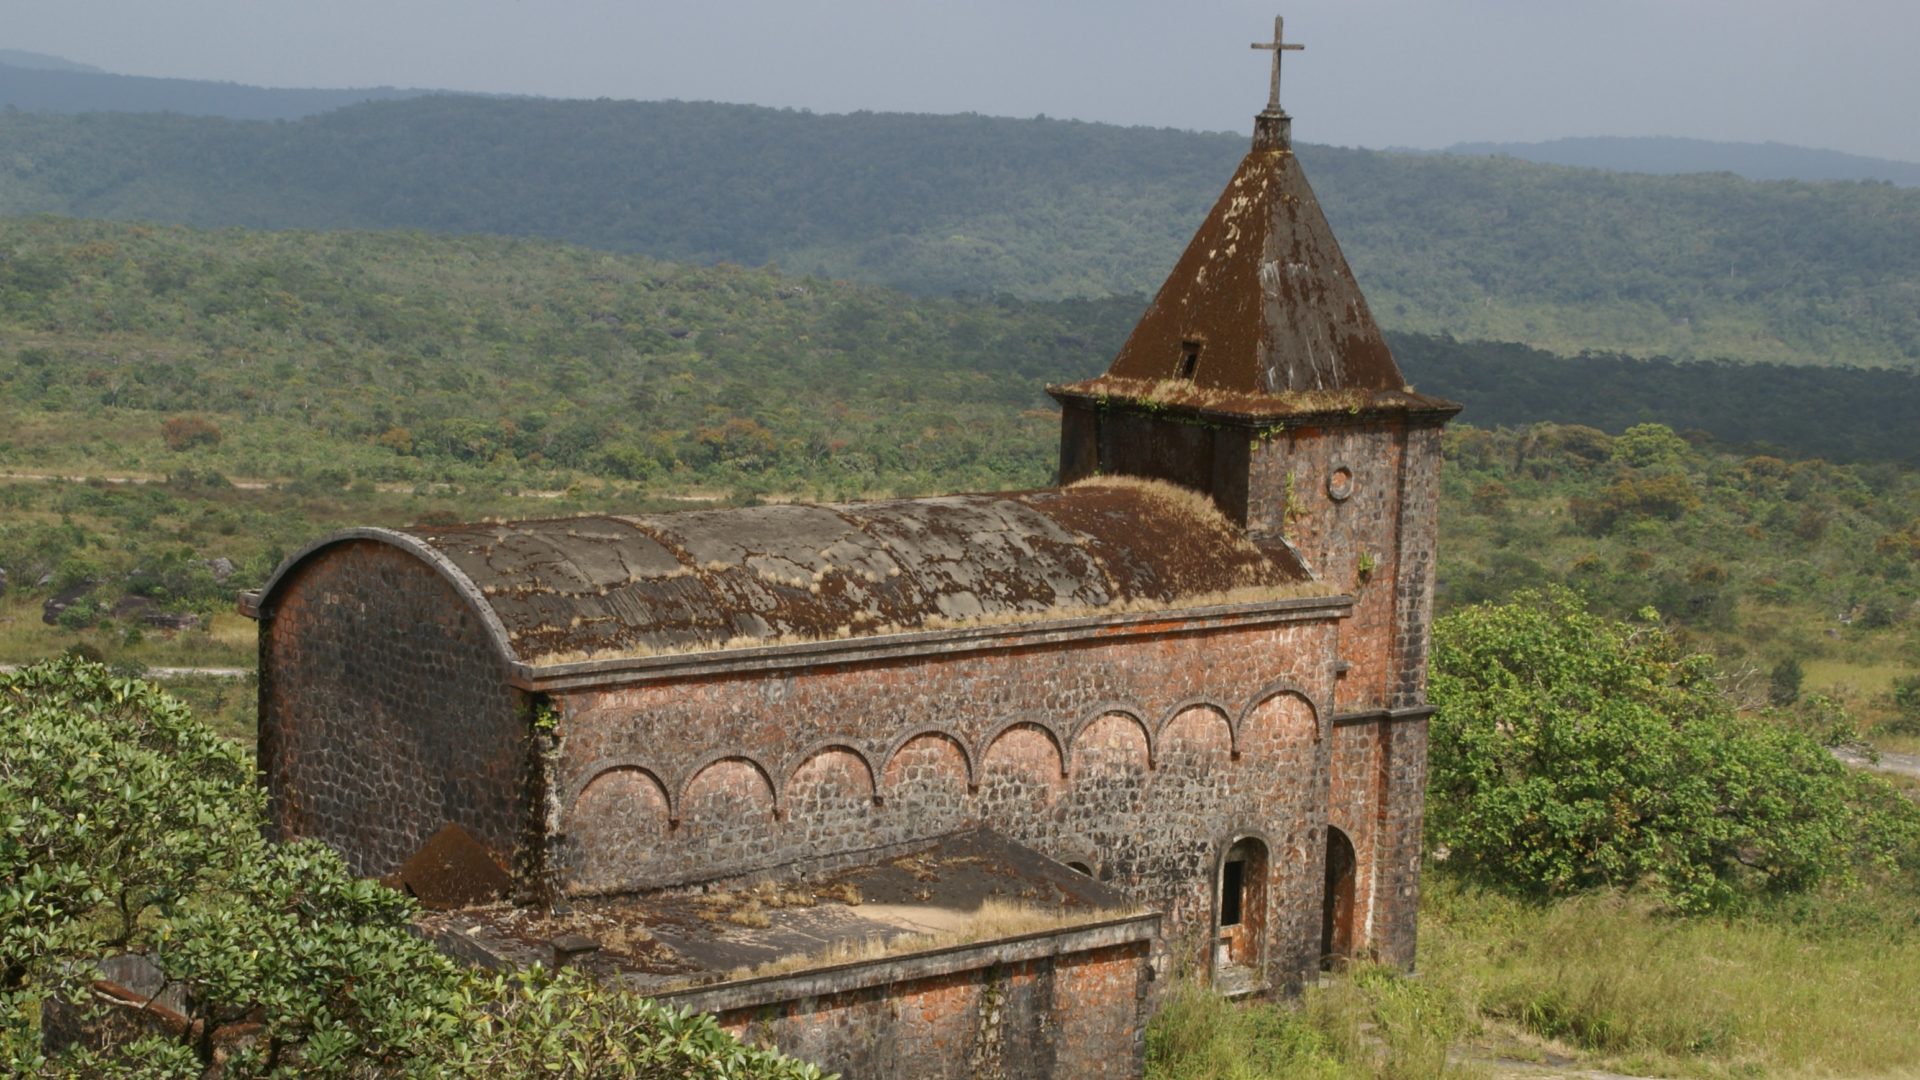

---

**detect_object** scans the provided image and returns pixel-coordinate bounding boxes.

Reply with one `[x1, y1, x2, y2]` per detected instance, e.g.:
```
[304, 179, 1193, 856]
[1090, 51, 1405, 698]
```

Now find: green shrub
[1889, 674, 1920, 736]
[1428, 588, 1920, 912]
[0, 658, 830, 1079]
[1768, 656, 1804, 705]
[160, 415, 223, 452]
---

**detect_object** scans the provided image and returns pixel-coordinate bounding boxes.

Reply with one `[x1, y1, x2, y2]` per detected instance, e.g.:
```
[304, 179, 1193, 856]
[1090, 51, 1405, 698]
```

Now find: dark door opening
[1321, 826, 1356, 970]
[1216, 837, 1268, 989]
[1219, 859, 1245, 926]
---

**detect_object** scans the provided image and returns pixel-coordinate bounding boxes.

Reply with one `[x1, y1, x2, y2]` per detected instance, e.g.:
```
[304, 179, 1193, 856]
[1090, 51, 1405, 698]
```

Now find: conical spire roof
[1098, 111, 1405, 399]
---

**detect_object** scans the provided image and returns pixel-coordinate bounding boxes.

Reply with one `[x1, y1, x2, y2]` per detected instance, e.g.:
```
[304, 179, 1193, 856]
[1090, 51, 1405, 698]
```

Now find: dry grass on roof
[1064, 474, 1258, 554]
[519, 579, 1337, 667]
[1055, 374, 1383, 416]
[719, 899, 1146, 983]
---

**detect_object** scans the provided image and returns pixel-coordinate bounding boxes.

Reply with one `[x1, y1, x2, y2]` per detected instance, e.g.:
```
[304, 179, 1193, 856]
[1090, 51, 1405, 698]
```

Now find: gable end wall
[258, 540, 530, 877]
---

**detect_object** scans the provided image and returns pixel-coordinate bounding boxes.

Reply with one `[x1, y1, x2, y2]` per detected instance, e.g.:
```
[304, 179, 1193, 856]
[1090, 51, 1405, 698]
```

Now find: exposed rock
[207, 556, 236, 582]
[0, 566, 8, 600]
[42, 581, 97, 626]
[112, 594, 154, 619]
[108, 594, 203, 631]
[145, 611, 203, 632]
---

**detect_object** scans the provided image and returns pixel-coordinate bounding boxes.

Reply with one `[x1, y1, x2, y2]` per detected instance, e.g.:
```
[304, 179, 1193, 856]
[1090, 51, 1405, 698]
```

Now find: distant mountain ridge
[0, 55, 440, 120]
[0, 96, 1916, 369]
[1444, 135, 1920, 187]
[0, 49, 103, 74]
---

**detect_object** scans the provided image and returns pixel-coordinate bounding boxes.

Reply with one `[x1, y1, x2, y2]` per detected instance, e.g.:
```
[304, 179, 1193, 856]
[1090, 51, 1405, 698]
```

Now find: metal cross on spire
[1250, 15, 1305, 113]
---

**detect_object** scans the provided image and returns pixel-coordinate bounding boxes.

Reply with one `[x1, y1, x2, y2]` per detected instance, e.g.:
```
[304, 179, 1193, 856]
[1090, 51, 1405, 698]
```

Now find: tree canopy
[0, 657, 830, 1078]
[1427, 589, 1920, 912]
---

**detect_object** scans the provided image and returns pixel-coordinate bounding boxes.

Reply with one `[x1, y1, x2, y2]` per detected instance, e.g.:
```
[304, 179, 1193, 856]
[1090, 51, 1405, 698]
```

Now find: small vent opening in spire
[1178, 340, 1203, 382]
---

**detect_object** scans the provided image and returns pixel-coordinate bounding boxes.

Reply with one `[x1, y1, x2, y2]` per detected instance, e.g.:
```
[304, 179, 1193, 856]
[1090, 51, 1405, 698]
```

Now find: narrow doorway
[1320, 826, 1356, 970]
[1214, 836, 1269, 993]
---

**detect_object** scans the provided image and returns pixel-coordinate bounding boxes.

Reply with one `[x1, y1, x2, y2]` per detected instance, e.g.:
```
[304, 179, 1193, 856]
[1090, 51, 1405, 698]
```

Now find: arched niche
[978, 723, 1067, 844]
[785, 746, 877, 855]
[564, 766, 671, 895]
[881, 731, 972, 839]
[1213, 834, 1271, 993]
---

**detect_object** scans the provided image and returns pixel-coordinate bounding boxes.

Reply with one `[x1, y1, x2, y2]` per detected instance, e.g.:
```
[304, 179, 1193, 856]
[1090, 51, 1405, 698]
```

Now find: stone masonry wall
[1327, 721, 1384, 958]
[715, 941, 1151, 1080]
[259, 540, 527, 876]
[1248, 417, 1407, 715]
[1244, 413, 1446, 968]
[552, 618, 1340, 989]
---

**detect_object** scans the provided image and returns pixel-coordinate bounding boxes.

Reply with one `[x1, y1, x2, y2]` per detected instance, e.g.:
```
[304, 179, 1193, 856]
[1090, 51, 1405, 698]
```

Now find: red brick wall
[716, 941, 1150, 1080]
[258, 540, 528, 877]
[550, 619, 1340, 988]
[1249, 417, 1408, 713]
[1328, 721, 1385, 956]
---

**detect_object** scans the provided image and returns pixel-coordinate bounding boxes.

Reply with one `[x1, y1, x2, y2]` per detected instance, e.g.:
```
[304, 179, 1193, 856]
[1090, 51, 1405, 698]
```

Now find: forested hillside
[1396, 334, 1920, 466]
[2, 97, 1917, 367]
[3, 217, 1918, 503]
[1444, 135, 1920, 187]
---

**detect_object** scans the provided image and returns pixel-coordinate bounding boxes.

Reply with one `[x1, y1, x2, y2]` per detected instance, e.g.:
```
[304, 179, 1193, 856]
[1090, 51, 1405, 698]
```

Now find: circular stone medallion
[1327, 466, 1356, 502]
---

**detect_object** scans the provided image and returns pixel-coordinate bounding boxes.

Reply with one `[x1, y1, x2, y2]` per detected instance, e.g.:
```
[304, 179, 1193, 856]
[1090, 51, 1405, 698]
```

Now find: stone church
[242, 25, 1457, 1078]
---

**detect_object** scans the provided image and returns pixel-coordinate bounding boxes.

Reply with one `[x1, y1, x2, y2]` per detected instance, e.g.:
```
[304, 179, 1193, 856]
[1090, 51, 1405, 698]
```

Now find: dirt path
[1483, 1064, 1660, 1080]
[0, 663, 249, 678]
[0, 470, 272, 490]
[1833, 744, 1920, 779]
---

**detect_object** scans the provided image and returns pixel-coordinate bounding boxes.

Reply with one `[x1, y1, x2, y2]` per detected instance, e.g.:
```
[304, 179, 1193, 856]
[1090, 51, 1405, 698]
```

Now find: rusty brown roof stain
[407, 477, 1311, 664]
[1101, 143, 1404, 396]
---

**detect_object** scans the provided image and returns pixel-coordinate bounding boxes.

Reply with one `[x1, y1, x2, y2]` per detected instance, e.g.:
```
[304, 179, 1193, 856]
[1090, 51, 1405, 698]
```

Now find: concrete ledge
[1331, 704, 1437, 727]
[652, 911, 1160, 1015]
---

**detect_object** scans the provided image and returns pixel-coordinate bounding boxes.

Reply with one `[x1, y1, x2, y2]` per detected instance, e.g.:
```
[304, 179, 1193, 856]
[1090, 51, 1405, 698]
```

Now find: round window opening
[1327, 466, 1356, 502]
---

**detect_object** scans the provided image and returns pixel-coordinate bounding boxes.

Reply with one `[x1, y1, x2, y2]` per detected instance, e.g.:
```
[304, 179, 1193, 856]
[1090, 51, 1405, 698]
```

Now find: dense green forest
[3, 97, 1918, 367]
[0, 217, 1128, 498]
[1396, 334, 1920, 466]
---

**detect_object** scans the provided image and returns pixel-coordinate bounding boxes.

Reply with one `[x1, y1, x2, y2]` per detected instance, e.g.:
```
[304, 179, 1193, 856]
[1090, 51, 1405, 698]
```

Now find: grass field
[1148, 870, 1920, 1080]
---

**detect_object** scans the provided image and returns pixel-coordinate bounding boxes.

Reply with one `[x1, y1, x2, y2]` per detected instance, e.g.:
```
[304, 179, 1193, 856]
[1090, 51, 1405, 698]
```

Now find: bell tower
[1048, 18, 1457, 721]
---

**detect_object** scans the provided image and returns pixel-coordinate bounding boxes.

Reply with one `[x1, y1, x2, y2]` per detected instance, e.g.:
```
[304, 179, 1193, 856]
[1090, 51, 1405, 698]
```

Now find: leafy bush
[1609, 423, 1690, 470]
[1768, 656, 1804, 705]
[1567, 473, 1700, 534]
[160, 415, 223, 452]
[0, 657, 829, 1078]
[1428, 589, 1920, 912]
[1889, 674, 1920, 736]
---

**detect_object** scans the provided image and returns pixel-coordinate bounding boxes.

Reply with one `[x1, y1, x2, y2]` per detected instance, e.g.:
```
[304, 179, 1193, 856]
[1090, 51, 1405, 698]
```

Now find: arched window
[1321, 825, 1357, 970]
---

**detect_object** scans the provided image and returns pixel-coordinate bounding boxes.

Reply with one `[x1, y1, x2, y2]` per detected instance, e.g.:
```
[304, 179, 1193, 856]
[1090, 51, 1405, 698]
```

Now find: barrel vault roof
[254, 478, 1321, 667]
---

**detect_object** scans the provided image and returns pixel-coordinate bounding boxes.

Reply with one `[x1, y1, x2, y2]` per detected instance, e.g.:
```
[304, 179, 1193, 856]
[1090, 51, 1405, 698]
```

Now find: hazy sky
[11, 0, 1919, 162]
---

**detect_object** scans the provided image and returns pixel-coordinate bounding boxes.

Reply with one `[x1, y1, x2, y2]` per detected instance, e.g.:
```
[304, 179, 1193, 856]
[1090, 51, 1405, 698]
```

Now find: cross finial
[1250, 15, 1304, 113]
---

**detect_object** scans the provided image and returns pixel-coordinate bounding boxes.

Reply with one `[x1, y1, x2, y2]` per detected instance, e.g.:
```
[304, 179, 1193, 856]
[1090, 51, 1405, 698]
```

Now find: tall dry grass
[1146, 965, 1482, 1080]
[1147, 871, 1920, 1079]
[1421, 872, 1920, 1077]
